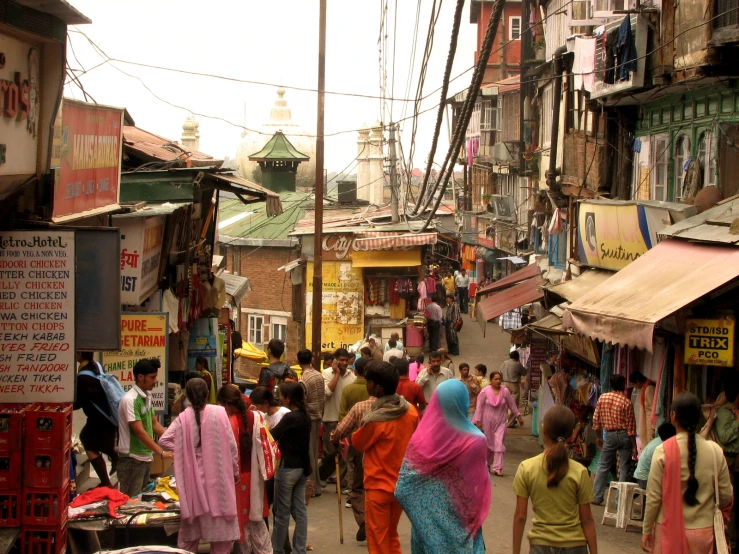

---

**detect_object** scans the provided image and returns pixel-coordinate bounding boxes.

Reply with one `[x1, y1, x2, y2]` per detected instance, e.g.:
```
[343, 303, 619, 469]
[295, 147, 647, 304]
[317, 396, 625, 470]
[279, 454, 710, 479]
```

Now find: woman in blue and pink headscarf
[395, 379, 491, 553]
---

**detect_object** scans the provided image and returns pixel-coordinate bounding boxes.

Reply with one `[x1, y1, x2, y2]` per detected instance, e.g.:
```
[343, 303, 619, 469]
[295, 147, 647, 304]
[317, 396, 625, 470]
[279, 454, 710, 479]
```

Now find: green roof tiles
[248, 131, 310, 161]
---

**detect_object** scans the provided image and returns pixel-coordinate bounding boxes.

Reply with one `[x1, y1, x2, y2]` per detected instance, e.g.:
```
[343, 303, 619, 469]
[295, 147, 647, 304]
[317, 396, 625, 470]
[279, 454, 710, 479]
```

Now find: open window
[674, 134, 690, 201]
[698, 131, 717, 188]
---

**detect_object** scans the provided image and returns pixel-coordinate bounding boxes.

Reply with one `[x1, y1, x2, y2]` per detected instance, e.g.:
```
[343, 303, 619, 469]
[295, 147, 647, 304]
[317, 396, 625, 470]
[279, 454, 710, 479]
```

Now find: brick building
[218, 191, 311, 380]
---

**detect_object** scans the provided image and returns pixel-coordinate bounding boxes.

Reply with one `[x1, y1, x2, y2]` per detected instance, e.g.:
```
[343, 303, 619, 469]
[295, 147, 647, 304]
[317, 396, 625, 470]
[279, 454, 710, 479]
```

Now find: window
[651, 135, 669, 201]
[248, 314, 264, 344]
[271, 316, 288, 345]
[509, 16, 522, 41]
[674, 135, 690, 200]
[593, 0, 626, 16]
[698, 131, 717, 188]
[541, 85, 554, 148]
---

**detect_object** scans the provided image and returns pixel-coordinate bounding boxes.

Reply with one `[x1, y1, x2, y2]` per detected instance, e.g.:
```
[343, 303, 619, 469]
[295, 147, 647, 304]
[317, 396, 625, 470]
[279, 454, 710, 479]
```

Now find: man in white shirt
[416, 351, 452, 402]
[319, 348, 356, 484]
[455, 268, 471, 314]
[383, 339, 404, 362]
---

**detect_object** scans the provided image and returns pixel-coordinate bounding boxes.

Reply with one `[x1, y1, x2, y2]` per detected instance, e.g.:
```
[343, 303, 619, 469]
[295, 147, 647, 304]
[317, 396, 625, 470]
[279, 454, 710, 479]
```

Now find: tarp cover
[475, 263, 541, 297]
[562, 240, 739, 351]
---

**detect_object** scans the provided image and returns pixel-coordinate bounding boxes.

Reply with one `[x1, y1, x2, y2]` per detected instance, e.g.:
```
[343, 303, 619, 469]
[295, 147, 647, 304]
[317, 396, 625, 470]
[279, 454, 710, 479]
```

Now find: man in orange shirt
[353, 361, 419, 554]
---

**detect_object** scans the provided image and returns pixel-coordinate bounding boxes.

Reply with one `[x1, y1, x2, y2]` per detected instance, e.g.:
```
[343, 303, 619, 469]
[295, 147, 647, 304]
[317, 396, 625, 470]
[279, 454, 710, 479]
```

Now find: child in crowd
[475, 364, 490, 389]
[512, 405, 597, 554]
[409, 355, 425, 382]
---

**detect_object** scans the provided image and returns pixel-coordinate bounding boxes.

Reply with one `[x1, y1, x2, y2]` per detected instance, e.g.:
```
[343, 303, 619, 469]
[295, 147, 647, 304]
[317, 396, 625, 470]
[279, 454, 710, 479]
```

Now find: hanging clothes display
[617, 15, 637, 80]
[600, 342, 614, 393]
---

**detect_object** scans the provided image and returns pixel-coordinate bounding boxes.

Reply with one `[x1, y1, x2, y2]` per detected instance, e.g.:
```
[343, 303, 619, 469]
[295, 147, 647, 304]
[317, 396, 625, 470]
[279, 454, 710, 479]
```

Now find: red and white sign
[52, 99, 124, 221]
[112, 215, 165, 306]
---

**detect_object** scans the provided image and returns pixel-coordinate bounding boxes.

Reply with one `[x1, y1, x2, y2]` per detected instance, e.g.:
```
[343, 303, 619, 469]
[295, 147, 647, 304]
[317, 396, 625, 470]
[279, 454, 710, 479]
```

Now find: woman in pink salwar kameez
[473, 371, 523, 476]
[159, 378, 241, 554]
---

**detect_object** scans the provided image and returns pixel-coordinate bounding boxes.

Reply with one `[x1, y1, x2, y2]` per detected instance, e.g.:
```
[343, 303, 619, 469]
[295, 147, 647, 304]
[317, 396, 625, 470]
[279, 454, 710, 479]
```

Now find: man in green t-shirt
[117, 359, 172, 497]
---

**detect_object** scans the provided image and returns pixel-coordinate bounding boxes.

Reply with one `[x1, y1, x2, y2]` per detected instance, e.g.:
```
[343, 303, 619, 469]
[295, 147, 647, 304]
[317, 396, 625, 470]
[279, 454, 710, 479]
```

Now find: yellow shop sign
[684, 317, 735, 367]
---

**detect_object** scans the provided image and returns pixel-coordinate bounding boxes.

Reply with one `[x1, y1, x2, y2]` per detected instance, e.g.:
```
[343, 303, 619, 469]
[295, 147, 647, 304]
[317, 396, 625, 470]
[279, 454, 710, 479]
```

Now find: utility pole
[311, 0, 327, 357]
[389, 124, 399, 223]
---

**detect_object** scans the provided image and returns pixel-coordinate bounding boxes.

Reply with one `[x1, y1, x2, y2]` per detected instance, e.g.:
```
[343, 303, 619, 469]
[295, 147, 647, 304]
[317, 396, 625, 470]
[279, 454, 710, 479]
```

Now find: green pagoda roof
[248, 131, 310, 161]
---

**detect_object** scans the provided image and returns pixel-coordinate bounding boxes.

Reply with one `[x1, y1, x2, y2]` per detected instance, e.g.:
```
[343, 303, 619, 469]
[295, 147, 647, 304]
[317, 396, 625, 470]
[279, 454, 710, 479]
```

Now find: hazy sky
[64, 0, 478, 173]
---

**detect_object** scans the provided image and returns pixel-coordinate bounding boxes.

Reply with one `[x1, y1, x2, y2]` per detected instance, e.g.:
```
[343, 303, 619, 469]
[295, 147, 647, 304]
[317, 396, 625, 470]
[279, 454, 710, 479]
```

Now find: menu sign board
[101, 313, 169, 413]
[0, 231, 76, 402]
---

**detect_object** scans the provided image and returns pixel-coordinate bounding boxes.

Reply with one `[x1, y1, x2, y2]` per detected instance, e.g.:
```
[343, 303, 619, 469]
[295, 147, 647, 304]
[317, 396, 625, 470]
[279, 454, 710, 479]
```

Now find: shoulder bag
[711, 444, 730, 554]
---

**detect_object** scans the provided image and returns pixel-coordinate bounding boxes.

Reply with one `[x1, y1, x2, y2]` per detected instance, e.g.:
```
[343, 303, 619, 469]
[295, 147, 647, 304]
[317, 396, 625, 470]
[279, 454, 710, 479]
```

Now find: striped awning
[354, 231, 437, 251]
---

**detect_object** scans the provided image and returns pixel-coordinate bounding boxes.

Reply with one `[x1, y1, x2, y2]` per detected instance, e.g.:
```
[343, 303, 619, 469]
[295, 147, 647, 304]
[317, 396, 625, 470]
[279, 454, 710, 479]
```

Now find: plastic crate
[0, 404, 29, 451]
[0, 490, 20, 527]
[0, 451, 21, 490]
[23, 447, 70, 489]
[21, 524, 67, 554]
[22, 483, 69, 526]
[24, 404, 72, 452]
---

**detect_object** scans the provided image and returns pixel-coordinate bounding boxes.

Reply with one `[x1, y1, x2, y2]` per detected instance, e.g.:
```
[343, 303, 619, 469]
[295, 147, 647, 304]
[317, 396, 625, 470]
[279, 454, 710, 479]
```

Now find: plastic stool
[625, 487, 647, 531]
[601, 482, 637, 529]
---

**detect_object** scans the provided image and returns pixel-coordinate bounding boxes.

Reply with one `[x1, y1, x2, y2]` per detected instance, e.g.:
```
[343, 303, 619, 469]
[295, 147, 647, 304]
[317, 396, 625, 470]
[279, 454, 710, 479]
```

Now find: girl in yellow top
[512, 405, 598, 554]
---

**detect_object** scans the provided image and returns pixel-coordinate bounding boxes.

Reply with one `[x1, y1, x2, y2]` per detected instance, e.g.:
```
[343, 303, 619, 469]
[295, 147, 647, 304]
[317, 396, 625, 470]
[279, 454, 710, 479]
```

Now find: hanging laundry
[617, 16, 637, 80]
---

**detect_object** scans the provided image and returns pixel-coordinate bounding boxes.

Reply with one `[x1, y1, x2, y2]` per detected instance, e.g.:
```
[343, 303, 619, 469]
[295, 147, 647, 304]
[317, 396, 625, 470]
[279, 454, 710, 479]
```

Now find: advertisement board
[0, 231, 75, 402]
[101, 313, 169, 413]
[578, 202, 651, 271]
[684, 316, 735, 367]
[305, 261, 364, 351]
[52, 99, 124, 221]
[116, 216, 165, 306]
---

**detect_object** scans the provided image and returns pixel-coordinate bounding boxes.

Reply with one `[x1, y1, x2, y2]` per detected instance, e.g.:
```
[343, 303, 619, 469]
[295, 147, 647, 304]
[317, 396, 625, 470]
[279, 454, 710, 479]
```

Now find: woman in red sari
[218, 385, 273, 554]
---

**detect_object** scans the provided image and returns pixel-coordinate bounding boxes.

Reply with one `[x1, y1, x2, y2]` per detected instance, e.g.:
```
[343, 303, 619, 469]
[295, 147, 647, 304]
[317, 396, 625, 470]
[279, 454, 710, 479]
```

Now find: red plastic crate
[23, 447, 70, 489]
[0, 404, 29, 451]
[22, 483, 69, 526]
[24, 404, 72, 452]
[0, 490, 20, 527]
[0, 451, 21, 490]
[21, 524, 67, 554]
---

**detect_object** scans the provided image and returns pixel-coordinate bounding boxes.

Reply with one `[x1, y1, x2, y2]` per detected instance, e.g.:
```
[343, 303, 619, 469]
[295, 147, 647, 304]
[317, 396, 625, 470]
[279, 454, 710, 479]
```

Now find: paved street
[302, 313, 644, 553]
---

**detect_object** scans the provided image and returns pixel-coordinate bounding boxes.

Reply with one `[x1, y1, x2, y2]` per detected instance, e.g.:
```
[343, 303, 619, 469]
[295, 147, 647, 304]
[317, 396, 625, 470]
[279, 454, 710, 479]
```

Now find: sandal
[307, 545, 314, 551]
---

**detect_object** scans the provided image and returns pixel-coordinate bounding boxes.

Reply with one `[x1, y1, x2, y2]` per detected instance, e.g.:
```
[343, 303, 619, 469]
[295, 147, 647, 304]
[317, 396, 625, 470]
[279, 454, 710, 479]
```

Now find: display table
[68, 509, 180, 553]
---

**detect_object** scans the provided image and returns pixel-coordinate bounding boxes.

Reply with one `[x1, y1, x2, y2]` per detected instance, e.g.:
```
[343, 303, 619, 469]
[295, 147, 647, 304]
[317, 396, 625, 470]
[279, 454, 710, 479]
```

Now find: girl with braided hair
[159, 378, 240, 553]
[217, 385, 272, 554]
[642, 392, 733, 554]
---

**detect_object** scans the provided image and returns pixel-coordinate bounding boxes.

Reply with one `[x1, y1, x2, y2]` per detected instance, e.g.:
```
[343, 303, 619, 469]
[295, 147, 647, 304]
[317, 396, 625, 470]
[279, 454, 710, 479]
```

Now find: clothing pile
[599, 16, 637, 84]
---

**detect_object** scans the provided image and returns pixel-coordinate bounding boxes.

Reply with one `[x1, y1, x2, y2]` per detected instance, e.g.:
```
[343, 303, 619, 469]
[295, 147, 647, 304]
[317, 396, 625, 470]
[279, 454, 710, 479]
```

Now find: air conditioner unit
[491, 195, 516, 219]
[492, 143, 513, 163]
[590, 15, 648, 100]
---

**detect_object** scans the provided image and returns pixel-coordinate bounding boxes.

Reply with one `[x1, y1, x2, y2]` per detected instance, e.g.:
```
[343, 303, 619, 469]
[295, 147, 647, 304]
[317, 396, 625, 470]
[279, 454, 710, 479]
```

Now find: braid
[186, 378, 209, 447]
[685, 427, 699, 506]
[237, 396, 252, 465]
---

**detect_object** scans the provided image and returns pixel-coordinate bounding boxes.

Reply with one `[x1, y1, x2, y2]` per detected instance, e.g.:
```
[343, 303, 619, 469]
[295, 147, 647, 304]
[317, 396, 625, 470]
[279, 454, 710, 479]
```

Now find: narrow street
[302, 313, 644, 553]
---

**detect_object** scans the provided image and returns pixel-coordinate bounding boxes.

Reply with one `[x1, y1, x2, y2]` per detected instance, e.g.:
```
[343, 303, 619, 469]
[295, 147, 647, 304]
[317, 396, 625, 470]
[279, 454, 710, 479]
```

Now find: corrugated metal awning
[354, 232, 438, 250]
[112, 203, 190, 219]
[218, 272, 252, 305]
[476, 263, 541, 297]
[545, 269, 615, 303]
[562, 241, 739, 351]
[476, 277, 545, 332]
[206, 174, 283, 217]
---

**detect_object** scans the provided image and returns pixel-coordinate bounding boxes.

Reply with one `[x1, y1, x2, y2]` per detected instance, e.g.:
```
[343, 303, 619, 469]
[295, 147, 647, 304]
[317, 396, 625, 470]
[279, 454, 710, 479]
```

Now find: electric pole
[389, 124, 399, 223]
[311, 0, 326, 357]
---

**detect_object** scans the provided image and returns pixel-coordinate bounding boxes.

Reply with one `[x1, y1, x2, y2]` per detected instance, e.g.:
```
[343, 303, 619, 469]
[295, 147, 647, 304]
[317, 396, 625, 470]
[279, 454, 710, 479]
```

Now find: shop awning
[351, 249, 422, 267]
[528, 313, 568, 336]
[476, 276, 545, 333]
[204, 174, 283, 217]
[354, 232, 438, 250]
[218, 272, 252, 305]
[562, 240, 739, 351]
[476, 263, 541, 297]
[545, 269, 615, 303]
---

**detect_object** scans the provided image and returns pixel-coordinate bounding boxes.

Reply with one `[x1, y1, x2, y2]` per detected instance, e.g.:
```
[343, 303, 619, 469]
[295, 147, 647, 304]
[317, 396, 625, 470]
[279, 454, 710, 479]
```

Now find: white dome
[236, 89, 316, 188]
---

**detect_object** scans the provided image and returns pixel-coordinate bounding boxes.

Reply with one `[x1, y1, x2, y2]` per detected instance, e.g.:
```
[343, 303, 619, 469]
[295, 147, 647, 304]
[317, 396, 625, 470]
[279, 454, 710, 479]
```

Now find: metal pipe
[311, 0, 327, 356]
[546, 45, 568, 194]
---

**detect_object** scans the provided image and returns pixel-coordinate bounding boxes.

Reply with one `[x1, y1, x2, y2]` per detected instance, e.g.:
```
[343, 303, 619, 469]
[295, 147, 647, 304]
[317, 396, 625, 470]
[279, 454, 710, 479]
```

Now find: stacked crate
[21, 404, 73, 554]
[0, 405, 29, 530]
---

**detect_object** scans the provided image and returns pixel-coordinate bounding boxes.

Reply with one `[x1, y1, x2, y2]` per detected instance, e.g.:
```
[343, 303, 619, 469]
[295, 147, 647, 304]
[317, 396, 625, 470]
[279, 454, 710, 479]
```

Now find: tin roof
[123, 126, 223, 168]
[218, 191, 313, 245]
[15, 0, 91, 24]
[658, 196, 739, 246]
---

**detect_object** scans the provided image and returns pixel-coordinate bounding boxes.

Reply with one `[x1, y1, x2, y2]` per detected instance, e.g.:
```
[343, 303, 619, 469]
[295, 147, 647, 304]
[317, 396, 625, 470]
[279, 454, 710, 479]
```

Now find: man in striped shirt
[332, 387, 377, 544]
[299, 349, 324, 497]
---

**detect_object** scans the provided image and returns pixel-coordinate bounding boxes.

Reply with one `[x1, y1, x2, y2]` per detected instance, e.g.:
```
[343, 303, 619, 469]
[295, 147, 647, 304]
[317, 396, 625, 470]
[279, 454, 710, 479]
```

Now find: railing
[715, 0, 738, 30]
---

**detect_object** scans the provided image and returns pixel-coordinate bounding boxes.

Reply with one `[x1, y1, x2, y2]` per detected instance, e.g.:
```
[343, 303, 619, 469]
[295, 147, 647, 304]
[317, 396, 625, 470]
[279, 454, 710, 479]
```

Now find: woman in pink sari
[473, 371, 523, 476]
[159, 378, 241, 554]
[642, 392, 732, 554]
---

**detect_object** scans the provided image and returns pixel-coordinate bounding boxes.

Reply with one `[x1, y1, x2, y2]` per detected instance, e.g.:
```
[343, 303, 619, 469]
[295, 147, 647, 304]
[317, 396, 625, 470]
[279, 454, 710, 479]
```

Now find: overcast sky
[65, 0, 478, 174]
